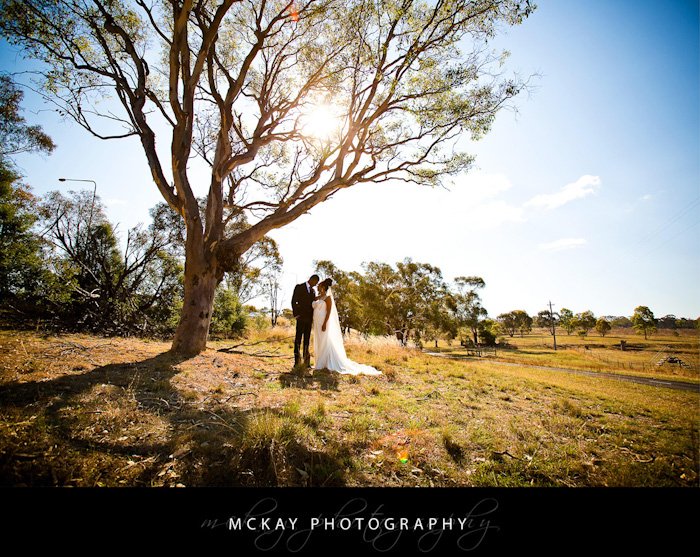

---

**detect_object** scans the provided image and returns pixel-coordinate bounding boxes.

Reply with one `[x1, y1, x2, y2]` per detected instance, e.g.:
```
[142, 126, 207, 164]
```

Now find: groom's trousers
[294, 318, 312, 367]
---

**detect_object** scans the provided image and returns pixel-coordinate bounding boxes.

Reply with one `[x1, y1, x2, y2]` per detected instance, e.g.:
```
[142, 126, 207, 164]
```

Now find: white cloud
[424, 173, 522, 230]
[466, 201, 525, 229]
[641, 194, 653, 201]
[456, 172, 513, 202]
[538, 238, 587, 252]
[525, 175, 601, 210]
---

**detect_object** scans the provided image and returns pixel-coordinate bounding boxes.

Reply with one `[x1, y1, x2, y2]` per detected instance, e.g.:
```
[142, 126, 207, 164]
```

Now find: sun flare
[300, 103, 343, 141]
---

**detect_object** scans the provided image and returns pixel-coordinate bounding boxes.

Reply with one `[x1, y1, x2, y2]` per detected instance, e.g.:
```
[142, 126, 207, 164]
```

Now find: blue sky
[3, 0, 699, 319]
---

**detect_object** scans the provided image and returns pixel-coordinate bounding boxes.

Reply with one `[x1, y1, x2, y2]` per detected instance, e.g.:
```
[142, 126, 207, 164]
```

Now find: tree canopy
[595, 317, 611, 337]
[632, 305, 656, 340]
[0, 74, 55, 159]
[0, 0, 534, 254]
[498, 309, 531, 337]
[573, 310, 596, 337]
[0, 0, 536, 353]
[559, 308, 575, 335]
[0, 162, 45, 303]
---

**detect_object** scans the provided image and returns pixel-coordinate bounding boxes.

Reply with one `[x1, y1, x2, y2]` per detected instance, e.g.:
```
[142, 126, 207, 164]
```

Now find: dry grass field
[431, 327, 699, 382]
[0, 326, 698, 487]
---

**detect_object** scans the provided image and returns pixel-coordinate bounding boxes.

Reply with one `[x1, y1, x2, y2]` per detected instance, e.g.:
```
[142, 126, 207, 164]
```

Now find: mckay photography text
[200, 496, 500, 552]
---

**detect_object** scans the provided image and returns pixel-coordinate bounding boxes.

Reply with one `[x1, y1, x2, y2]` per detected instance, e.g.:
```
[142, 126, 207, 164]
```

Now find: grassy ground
[0, 327, 698, 487]
[430, 328, 700, 383]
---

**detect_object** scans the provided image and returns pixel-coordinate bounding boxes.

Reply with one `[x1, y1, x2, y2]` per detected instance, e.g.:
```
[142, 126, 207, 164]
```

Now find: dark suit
[292, 282, 315, 367]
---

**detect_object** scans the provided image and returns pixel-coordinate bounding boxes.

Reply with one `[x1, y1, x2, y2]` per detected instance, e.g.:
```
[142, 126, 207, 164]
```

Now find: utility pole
[549, 300, 557, 351]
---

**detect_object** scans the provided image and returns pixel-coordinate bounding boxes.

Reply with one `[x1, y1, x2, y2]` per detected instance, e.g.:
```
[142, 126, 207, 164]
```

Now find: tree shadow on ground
[278, 368, 340, 391]
[0, 350, 353, 486]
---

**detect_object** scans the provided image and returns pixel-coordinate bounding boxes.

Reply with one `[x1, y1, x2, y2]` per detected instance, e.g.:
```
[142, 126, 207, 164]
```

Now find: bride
[312, 278, 381, 375]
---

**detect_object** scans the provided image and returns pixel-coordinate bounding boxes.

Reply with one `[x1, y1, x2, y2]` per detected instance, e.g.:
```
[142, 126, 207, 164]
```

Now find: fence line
[567, 344, 698, 373]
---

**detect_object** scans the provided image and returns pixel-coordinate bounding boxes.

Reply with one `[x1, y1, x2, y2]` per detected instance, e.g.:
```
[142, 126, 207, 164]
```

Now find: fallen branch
[10, 416, 38, 427]
[217, 347, 286, 358]
[223, 392, 258, 402]
[19, 339, 30, 357]
[615, 445, 656, 463]
[217, 336, 294, 353]
[13, 453, 41, 460]
[250, 349, 284, 358]
[491, 450, 521, 461]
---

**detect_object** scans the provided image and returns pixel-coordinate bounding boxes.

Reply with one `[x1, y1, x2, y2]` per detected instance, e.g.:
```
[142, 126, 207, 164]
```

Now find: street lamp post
[58, 177, 98, 230]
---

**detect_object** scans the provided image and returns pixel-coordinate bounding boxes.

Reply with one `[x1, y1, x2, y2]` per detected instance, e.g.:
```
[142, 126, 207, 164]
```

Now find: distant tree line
[313, 259, 500, 348]
[313, 260, 700, 346]
[530, 305, 697, 340]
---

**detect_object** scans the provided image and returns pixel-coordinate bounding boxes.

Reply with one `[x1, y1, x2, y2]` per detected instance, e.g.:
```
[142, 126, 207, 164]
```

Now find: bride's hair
[320, 278, 333, 290]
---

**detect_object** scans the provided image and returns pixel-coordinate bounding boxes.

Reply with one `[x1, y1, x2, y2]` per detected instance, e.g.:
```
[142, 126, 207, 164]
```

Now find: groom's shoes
[293, 355, 305, 373]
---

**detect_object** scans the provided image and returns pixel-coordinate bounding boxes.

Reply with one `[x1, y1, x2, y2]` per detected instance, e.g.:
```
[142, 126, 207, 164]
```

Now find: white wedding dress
[312, 292, 381, 375]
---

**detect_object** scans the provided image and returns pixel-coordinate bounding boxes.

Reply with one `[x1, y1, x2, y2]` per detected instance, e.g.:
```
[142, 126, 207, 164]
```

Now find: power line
[626, 196, 700, 255]
[637, 218, 700, 260]
[601, 196, 700, 274]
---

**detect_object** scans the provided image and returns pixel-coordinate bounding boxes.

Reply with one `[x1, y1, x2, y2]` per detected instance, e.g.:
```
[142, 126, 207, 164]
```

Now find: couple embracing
[291, 274, 381, 376]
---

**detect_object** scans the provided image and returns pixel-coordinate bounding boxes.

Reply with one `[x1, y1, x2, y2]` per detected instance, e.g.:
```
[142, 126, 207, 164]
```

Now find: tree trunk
[171, 239, 220, 356]
[396, 329, 408, 346]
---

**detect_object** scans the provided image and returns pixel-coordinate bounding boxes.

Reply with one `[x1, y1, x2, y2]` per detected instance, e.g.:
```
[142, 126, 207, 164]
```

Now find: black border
[2, 487, 697, 552]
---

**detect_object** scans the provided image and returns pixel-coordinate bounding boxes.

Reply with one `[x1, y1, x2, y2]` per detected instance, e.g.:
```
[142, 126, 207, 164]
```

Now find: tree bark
[171, 263, 218, 355]
[395, 329, 407, 346]
[171, 230, 221, 356]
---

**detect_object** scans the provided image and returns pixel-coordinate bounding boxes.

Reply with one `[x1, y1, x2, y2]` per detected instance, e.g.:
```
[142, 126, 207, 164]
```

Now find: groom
[291, 274, 319, 369]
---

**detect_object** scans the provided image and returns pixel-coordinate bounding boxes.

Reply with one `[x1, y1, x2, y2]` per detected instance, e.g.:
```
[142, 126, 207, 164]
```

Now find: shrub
[210, 287, 247, 338]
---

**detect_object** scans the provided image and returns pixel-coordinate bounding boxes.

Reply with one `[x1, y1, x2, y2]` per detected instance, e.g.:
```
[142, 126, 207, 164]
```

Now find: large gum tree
[0, 0, 535, 355]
